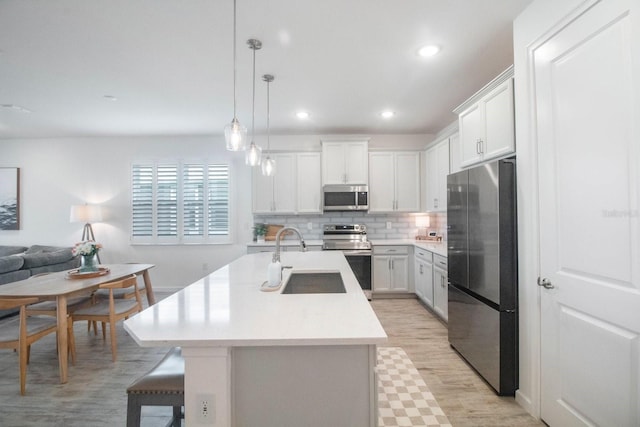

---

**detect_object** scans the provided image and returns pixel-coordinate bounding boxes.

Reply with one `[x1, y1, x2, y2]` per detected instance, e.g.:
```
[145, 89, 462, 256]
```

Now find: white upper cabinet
[321, 140, 369, 185]
[454, 66, 515, 169]
[369, 151, 420, 213]
[424, 136, 451, 212]
[252, 152, 321, 214]
[296, 152, 322, 214]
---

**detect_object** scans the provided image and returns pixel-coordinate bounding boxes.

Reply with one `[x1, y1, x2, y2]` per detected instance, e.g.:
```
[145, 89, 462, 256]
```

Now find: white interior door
[534, 0, 639, 426]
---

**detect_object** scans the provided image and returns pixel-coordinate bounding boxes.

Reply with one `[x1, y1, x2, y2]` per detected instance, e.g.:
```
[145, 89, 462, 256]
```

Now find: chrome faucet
[273, 226, 307, 263]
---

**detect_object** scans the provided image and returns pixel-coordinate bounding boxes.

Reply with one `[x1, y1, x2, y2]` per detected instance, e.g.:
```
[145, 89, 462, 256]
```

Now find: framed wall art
[0, 167, 20, 230]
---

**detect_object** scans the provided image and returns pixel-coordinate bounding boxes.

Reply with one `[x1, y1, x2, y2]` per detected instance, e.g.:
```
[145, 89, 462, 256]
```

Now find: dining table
[0, 263, 155, 383]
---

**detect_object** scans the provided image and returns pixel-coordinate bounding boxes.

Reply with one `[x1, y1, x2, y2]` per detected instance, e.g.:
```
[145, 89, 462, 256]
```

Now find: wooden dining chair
[0, 297, 59, 395]
[24, 273, 95, 363]
[68, 275, 143, 362]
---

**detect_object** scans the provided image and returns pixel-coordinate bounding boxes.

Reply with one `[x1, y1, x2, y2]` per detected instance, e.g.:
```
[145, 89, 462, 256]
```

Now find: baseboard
[515, 389, 538, 419]
[371, 292, 417, 300]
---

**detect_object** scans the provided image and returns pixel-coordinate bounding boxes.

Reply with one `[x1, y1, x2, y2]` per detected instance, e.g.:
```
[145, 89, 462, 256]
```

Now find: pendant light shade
[225, 0, 246, 151]
[261, 74, 276, 176]
[225, 118, 247, 151]
[245, 38, 262, 166]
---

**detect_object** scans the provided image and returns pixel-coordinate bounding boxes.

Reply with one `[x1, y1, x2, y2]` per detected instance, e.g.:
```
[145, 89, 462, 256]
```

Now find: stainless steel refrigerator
[447, 157, 518, 396]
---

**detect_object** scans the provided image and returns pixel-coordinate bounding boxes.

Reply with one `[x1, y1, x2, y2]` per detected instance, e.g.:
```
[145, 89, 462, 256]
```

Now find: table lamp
[70, 204, 103, 261]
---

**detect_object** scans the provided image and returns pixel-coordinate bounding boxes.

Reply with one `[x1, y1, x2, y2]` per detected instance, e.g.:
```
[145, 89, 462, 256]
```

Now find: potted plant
[253, 223, 268, 243]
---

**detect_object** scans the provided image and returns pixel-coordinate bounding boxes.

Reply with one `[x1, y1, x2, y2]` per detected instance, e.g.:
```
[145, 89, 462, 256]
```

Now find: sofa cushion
[21, 248, 75, 269]
[0, 256, 25, 274]
[25, 245, 69, 255]
[0, 246, 28, 257]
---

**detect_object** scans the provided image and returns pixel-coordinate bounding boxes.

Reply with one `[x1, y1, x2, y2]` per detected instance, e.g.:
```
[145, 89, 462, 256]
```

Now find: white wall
[513, 0, 585, 418]
[0, 135, 254, 289]
[0, 133, 429, 290]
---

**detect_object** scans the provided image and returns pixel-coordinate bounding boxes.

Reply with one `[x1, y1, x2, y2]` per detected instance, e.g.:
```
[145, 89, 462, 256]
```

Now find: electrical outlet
[386, 221, 392, 229]
[197, 394, 215, 421]
[307, 222, 313, 230]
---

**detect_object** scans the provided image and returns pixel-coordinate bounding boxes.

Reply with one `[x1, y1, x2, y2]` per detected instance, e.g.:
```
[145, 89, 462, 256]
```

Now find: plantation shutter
[208, 164, 229, 236]
[156, 165, 178, 237]
[131, 165, 154, 237]
[183, 164, 205, 236]
[131, 161, 230, 243]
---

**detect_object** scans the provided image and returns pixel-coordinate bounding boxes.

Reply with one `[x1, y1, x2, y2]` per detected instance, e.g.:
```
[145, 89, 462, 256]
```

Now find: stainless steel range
[322, 224, 372, 299]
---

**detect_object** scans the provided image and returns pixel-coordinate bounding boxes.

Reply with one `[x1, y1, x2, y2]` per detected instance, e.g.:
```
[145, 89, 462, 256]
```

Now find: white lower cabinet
[373, 246, 409, 292]
[413, 248, 434, 307]
[432, 254, 448, 321]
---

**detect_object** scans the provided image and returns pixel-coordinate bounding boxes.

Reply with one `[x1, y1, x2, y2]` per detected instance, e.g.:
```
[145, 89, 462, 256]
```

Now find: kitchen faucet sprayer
[273, 226, 307, 263]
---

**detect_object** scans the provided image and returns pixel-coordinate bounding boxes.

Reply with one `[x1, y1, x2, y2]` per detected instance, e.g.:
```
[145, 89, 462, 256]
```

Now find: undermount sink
[281, 271, 346, 294]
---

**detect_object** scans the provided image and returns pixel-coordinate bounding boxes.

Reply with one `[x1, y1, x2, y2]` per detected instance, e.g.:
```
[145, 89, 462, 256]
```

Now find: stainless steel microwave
[322, 185, 369, 212]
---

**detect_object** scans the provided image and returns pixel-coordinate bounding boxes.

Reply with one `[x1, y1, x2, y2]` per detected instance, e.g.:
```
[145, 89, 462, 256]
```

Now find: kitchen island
[124, 251, 387, 427]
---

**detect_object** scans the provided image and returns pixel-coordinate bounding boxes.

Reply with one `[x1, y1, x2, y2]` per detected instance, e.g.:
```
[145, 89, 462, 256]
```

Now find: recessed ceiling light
[381, 110, 395, 119]
[418, 45, 440, 57]
[296, 111, 310, 119]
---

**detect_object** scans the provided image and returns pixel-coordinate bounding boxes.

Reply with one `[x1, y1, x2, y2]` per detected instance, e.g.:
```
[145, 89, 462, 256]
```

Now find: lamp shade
[70, 205, 103, 223]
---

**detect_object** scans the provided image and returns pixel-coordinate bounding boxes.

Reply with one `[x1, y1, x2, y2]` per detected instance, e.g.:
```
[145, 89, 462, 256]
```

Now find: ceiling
[0, 0, 533, 139]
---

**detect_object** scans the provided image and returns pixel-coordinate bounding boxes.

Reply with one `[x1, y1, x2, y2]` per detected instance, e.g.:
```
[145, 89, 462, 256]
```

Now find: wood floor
[371, 298, 544, 427]
[0, 293, 544, 426]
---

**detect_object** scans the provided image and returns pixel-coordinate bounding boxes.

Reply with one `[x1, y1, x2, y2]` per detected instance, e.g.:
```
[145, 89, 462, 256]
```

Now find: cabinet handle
[434, 198, 438, 208]
[419, 264, 423, 274]
[476, 139, 481, 154]
[388, 259, 391, 270]
[479, 139, 484, 154]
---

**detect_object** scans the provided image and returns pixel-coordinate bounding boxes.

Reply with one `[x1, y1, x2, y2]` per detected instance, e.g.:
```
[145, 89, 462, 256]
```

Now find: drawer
[434, 254, 448, 269]
[414, 248, 433, 263]
[373, 245, 409, 255]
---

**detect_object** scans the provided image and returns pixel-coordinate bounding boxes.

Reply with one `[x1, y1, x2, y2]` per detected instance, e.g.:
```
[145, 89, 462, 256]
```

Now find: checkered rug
[377, 347, 452, 427]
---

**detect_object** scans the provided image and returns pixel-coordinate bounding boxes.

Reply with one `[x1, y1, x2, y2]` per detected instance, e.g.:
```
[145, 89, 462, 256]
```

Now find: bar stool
[126, 347, 184, 427]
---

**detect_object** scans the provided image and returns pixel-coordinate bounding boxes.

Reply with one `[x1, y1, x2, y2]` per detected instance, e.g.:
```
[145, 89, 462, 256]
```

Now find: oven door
[341, 250, 372, 299]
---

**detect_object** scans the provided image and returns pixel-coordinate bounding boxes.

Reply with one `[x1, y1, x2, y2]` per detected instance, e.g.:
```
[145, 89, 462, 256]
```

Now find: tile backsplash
[253, 212, 447, 241]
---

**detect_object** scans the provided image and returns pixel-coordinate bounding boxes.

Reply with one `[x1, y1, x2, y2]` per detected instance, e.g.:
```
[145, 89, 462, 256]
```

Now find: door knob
[537, 277, 554, 289]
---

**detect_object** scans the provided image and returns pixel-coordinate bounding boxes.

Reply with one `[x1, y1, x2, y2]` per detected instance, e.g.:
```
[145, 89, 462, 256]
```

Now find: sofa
[0, 245, 80, 318]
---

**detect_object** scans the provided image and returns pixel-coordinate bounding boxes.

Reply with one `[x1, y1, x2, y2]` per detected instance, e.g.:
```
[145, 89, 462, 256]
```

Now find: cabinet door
[425, 145, 439, 211]
[433, 267, 448, 321]
[344, 142, 368, 184]
[458, 103, 484, 168]
[482, 78, 515, 161]
[322, 142, 347, 184]
[414, 259, 425, 299]
[252, 170, 274, 213]
[435, 139, 450, 211]
[372, 256, 391, 291]
[296, 153, 322, 213]
[422, 260, 434, 307]
[390, 255, 409, 291]
[273, 154, 296, 213]
[448, 132, 461, 174]
[394, 152, 420, 212]
[369, 153, 395, 212]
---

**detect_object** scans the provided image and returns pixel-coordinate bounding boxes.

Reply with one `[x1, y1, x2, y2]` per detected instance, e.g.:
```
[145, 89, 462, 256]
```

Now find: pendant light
[245, 38, 262, 166]
[261, 74, 276, 176]
[224, 0, 247, 151]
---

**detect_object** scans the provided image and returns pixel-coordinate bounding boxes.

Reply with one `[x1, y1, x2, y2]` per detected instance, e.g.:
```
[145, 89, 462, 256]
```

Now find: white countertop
[124, 251, 387, 348]
[369, 239, 447, 257]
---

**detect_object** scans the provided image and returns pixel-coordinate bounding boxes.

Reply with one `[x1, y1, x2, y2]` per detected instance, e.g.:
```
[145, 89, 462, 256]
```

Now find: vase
[257, 236, 266, 243]
[79, 254, 99, 272]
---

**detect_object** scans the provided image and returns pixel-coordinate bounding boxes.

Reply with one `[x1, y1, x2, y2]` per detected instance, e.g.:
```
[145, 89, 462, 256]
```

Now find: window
[131, 162, 231, 244]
